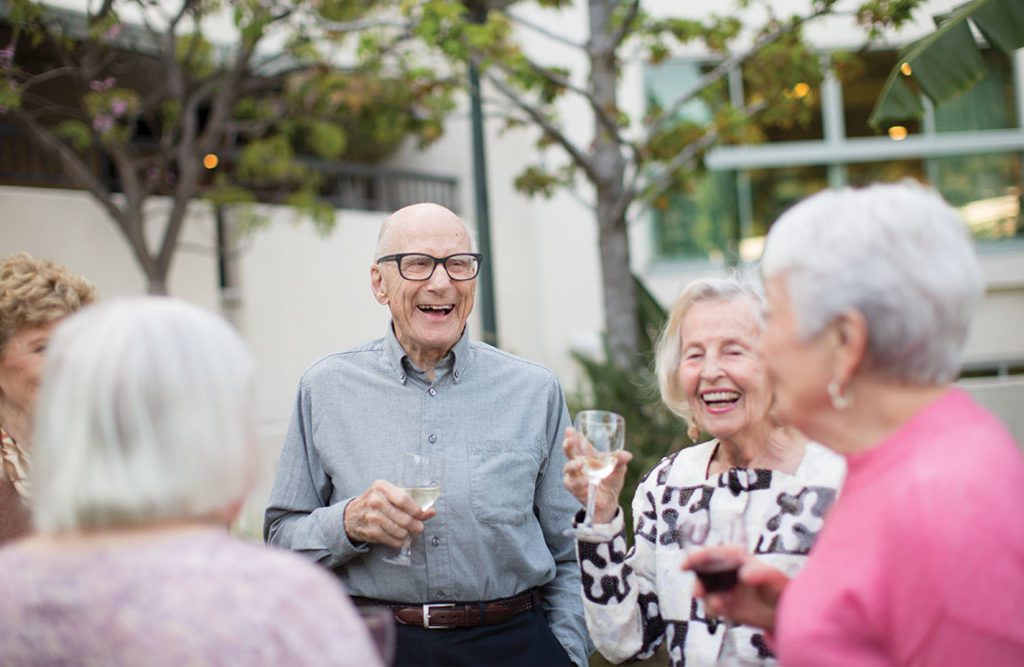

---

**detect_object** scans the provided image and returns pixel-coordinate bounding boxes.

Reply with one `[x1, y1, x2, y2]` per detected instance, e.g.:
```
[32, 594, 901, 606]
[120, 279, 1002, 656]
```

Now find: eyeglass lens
[400, 254, 479, 280]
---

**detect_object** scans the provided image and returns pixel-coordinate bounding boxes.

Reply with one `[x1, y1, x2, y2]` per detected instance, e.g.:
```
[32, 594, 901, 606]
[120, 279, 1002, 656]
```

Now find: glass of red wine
[681, 512, 747, 593]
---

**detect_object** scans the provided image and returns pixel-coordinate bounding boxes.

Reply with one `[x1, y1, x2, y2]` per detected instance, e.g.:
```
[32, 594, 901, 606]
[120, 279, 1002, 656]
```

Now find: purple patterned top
[0, 528, 382, 666]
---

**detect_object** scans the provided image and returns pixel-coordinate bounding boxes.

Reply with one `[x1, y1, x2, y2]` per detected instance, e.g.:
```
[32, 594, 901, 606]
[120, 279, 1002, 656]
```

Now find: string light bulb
[203, 153, 220, 170]
[888, 125, 908, 141]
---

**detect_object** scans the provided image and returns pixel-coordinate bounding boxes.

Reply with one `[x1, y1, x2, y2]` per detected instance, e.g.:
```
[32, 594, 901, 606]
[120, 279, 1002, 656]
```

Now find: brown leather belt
[350, 590, 535, 629]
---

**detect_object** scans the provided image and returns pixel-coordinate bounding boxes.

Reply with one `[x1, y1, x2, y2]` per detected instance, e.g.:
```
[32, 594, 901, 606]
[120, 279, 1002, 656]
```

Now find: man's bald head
[375, 203, 478, 259]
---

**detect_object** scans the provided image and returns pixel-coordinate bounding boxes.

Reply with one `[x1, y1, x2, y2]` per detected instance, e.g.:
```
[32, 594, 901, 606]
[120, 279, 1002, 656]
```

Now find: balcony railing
[0, 124, 459, 213]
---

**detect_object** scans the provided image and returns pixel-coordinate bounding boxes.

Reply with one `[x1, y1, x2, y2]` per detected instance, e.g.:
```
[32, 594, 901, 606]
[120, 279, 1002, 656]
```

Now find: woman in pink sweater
[688, 182, 1024, 664]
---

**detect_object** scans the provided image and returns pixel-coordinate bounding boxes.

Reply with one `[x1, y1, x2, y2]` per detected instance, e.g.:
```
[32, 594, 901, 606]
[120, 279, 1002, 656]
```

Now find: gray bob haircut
[761, 181, 984, 385]
[654, 273, 766, 424]
[32, 297, 257, 533]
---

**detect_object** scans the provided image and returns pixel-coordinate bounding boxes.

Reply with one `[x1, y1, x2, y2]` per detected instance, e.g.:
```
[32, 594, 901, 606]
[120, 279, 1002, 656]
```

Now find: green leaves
[868, 0, 1024, 129]
[52, 120, 92, 150]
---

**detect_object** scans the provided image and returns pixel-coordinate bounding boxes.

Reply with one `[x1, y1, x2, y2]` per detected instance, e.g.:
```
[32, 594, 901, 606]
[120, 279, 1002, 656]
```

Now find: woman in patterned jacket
[562, 275, 845, 666]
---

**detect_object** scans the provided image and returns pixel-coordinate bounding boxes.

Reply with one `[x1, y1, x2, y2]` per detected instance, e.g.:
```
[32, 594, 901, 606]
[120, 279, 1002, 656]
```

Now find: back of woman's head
[761, 181, 984, 384]
[32, 297, 256, 533]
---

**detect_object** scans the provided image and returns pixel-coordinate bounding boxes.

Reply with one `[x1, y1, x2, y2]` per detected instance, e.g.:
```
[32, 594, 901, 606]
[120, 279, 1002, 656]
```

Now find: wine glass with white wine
[383, 452, 441, 566]
[572, 410, 625, 530]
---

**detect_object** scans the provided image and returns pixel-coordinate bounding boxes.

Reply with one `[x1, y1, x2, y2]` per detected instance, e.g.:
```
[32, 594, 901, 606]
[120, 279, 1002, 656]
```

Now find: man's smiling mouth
[418, 304, 454, 315]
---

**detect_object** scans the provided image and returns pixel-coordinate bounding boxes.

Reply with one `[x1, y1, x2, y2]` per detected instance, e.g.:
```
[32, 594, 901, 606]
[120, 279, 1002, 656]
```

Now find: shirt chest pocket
[469, 440, 542, 525]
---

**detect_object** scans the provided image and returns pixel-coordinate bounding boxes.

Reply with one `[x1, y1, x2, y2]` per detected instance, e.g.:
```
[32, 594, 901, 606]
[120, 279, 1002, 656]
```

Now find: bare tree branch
[608, 0, 641, 50]
[484, 50, 633, 159]
[501, 9, 583, 50]
[623, 98, 768, 224]
[482, 67, 597, 183]
[645, 9, 831, 143]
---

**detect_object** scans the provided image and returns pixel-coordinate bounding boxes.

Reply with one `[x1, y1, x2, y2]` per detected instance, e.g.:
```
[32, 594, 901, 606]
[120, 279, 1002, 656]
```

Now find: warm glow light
[203, 153, 220, 169]
[888, 125, 908, 141]
[900, 62, 913, 76]
[792, 82, 810, 98]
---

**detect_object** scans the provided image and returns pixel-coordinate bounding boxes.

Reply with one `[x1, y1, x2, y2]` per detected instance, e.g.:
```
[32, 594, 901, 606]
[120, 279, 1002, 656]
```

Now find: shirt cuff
[316, 497, 370, 559]
[572, 506, 625, 543]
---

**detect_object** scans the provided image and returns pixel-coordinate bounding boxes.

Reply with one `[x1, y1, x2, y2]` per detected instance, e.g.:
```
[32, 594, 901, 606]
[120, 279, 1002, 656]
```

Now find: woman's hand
[562, 426, 632, 525]
[684, 546, 789, 634]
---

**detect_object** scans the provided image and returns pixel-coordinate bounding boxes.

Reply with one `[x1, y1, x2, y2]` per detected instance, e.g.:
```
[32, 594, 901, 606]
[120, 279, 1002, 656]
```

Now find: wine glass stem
[585, 481, 598, 528]
[399, 536, 412, 560]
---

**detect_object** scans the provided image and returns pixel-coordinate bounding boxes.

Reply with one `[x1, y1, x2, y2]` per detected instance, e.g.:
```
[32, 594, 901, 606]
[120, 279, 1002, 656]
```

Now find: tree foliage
[390, 0, 926, 371]
[0, 0, 455, 293]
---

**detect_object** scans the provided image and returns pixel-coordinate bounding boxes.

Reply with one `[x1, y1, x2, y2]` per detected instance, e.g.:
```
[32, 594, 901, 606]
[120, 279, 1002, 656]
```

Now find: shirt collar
[384, 323, 472, 385]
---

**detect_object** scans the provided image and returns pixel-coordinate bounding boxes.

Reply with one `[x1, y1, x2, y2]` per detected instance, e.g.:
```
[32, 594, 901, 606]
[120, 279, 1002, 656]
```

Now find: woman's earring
[687, 421, 701, 441]
[827, 379, 852, 410]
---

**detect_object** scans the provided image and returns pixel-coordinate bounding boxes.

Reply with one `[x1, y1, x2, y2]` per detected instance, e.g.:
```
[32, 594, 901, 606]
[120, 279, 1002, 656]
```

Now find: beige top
[0, 426, 31, 544]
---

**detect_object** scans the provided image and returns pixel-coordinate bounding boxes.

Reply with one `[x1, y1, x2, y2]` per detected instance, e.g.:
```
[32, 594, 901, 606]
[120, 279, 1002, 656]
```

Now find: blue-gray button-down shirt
[265, 325, 589, 666]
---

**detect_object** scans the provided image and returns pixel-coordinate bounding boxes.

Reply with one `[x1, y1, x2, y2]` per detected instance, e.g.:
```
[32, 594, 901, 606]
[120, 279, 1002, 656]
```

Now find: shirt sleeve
[534, 376, 593, 667]
[264, 378, 369, 567]
[576, 469, 669, 664]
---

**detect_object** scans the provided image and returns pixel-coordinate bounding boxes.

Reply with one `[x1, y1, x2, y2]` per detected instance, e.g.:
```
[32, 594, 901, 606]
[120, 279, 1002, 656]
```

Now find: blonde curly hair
[0, 253, 96, 351]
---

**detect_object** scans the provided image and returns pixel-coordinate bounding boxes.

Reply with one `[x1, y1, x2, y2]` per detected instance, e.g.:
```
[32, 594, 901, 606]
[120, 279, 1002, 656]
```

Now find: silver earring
[827, 380, 852, 410]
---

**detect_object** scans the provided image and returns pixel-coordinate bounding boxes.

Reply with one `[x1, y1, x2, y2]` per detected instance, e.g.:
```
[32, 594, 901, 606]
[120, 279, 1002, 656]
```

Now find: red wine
[694, 563, 739, 592]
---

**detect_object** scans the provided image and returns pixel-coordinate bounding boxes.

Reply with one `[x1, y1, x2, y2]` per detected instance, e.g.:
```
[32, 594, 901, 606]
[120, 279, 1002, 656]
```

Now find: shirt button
[454, 369, 461, 380]
[436, 590, 446, 599]
[428, 387, 437, 396]
[431, 536, 441, 547]
[428, 434, 437, 444]
[399, 373, 406, 383]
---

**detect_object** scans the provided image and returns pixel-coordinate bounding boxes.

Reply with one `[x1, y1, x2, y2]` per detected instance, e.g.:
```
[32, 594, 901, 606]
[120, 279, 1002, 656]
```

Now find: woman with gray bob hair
[0, 298, 382, 666]
[690, 182, 1024, 664]
[563, 272, 844, 666]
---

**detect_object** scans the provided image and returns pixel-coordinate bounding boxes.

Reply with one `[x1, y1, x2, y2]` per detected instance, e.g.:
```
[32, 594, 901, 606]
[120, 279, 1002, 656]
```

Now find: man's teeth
[418, 305, 453, 313]
[703, 391, 740, 402]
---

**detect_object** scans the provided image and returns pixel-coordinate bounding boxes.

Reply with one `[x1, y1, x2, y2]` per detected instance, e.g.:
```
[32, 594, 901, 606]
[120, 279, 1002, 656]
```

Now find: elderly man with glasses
[265, 203, 590, 667]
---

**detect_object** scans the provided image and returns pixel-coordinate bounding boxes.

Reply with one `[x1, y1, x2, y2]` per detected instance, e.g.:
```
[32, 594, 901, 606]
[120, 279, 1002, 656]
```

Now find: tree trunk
[588, 0, 639, 371]
[596, 190, 639, 370]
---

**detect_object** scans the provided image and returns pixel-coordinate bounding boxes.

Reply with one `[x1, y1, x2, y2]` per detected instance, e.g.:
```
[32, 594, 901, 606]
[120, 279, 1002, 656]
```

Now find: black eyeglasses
[376, 253, 483, 281]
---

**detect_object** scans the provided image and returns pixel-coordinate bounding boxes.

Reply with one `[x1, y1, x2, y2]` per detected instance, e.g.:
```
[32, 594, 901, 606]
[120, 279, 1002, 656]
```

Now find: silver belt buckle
[422, 602, 455, 629]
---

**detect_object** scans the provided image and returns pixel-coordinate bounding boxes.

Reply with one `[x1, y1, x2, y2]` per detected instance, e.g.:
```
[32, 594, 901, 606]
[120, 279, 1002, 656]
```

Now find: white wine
[405, 485, 441, 510]
[578, 454, 615, 482]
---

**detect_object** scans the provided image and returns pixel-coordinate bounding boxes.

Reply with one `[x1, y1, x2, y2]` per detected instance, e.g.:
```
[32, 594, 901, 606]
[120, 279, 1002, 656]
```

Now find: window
[842, 50, 923, 138]
[648, 46, 1024, 262]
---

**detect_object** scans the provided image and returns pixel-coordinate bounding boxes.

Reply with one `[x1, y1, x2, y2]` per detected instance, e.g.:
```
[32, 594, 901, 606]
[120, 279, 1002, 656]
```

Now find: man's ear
[831, 309, 868, 388]
[370, 265, 389, 305]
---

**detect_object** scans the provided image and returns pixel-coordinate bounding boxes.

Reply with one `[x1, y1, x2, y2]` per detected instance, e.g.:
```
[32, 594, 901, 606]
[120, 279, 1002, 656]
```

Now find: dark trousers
[394, 604, 573, 667]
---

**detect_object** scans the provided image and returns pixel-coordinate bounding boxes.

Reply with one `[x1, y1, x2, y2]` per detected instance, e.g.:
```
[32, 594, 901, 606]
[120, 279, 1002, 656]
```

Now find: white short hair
[761, 181, 985, 385]
[32, 297, 257, 533]
[655, 274, 766, 423]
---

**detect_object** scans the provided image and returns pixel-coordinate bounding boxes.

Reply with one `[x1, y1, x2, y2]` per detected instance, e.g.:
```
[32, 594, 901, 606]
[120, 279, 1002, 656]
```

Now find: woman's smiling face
[676, 297, 773, 445]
